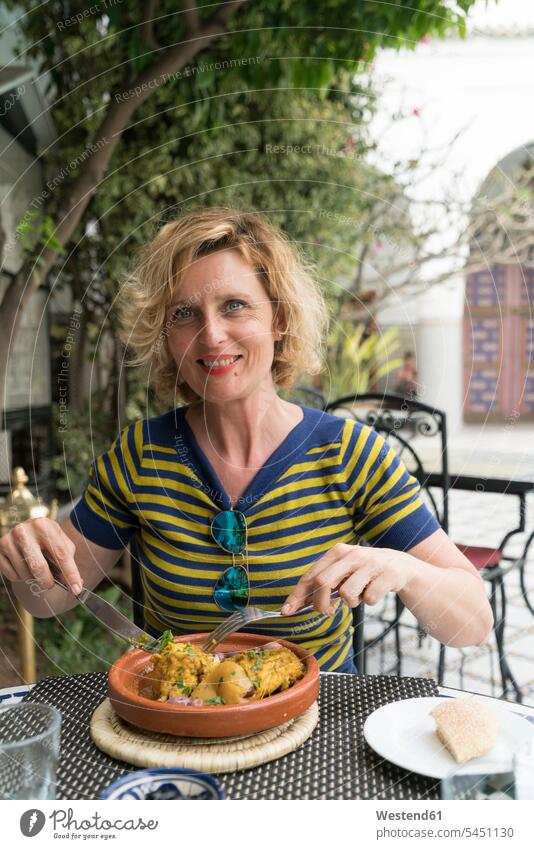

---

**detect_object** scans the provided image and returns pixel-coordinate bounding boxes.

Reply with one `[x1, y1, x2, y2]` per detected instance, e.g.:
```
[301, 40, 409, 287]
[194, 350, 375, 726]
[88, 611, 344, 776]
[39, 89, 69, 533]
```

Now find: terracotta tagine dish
[108, 632, 320, 738]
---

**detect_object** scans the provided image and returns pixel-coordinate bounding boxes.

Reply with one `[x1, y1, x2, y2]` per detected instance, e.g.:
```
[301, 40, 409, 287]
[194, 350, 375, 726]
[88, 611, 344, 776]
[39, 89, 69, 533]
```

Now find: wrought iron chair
[324, 394, 530, 700]
[324, 393, 450, 677]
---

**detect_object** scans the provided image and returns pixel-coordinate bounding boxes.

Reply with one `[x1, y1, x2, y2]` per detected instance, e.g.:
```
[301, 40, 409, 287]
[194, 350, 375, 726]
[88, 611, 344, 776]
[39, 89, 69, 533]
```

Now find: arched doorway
[464, 145, 534, 422]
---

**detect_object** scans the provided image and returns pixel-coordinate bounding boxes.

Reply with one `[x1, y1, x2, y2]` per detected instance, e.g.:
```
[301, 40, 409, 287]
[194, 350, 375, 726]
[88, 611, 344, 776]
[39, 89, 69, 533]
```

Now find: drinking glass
[513, 739, 534, 800]
[0, 702, 61, 800]
[440, 758, 515, 800]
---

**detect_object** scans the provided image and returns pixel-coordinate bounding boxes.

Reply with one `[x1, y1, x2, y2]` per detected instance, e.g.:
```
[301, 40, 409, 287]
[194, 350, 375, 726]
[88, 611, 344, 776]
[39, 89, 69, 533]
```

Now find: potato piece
[203, 661, 226, 684]
[214, 660, 253, 704]
[190, 680, 219, 702]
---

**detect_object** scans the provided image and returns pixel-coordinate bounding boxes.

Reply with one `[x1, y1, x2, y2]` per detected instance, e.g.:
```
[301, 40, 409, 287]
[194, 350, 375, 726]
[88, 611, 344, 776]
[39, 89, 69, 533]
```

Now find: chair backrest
[324, 392, 449, 533]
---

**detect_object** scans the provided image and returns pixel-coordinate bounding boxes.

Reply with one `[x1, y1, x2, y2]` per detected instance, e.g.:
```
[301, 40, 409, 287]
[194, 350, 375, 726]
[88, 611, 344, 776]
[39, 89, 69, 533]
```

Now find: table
[2, 675, 534, 801]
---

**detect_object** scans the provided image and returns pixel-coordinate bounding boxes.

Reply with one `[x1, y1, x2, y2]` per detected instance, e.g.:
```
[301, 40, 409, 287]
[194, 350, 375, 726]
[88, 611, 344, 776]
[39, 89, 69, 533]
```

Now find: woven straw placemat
[91, 698, 319, 773]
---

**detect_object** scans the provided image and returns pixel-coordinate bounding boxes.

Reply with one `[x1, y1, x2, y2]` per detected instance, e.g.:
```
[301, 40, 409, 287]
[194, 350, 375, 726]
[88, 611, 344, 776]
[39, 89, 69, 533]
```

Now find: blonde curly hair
[117, 208, 329, 406]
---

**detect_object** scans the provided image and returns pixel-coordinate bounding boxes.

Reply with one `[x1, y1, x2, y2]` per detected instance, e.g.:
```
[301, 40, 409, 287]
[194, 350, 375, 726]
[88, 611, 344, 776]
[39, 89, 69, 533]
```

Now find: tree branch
[141, 0, 161, 50]
[181, 0, 199, 35]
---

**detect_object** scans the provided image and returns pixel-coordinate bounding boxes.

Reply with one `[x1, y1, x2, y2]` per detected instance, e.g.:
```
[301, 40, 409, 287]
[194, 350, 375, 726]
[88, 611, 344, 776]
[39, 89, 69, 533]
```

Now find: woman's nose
[198, 314, 228, 346]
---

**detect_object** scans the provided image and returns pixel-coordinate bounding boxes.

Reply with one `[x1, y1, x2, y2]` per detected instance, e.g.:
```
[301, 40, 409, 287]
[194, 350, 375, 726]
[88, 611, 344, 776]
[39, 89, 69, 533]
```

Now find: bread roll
[431, 697, 499, 763]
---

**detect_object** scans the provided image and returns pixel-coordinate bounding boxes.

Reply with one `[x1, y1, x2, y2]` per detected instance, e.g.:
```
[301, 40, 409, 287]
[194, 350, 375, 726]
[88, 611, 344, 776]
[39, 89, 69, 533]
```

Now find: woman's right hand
[0, 518, 83, 596]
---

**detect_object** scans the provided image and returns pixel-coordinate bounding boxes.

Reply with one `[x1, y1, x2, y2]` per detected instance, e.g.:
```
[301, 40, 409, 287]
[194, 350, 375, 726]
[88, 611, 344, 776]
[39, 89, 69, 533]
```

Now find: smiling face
[165, 249, 282, 403]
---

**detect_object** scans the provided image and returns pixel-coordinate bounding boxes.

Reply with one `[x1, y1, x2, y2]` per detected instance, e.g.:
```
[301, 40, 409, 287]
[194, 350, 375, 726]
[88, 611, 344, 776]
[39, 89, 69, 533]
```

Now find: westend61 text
[376, 810, 442, 820]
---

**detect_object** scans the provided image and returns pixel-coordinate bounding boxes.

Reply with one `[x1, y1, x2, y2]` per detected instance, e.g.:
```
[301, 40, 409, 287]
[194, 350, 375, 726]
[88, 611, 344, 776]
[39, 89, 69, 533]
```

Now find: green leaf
[41, 234, 65, 254]
[375, 358, 403, 380]
[155, 630, 174, 652]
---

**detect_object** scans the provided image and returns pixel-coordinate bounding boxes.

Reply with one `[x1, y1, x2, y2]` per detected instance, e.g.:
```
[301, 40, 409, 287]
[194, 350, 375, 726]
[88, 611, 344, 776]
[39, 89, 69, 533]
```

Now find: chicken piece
[233, 647, 304, 700]
[149, 641, 220, 702]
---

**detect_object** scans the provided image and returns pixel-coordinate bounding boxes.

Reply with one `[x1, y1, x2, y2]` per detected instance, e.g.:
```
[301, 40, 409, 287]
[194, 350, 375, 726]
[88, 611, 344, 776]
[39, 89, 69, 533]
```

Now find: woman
[1, 209, 493, 672]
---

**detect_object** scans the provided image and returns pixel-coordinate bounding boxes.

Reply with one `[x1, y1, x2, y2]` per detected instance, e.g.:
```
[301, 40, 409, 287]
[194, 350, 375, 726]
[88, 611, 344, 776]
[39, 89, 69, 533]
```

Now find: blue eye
[172, 306, 193, 321]
[224, 300, 245, 313]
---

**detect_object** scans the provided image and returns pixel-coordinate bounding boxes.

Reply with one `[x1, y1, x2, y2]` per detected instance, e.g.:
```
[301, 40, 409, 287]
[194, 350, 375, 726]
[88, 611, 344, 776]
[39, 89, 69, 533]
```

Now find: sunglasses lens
[211, 510, 247, 554]
[213, 566, 249, 611]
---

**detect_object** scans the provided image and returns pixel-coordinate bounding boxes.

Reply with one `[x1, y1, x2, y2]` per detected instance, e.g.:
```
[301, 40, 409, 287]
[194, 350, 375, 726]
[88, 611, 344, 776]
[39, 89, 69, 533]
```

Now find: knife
[45, 555, 159, 651]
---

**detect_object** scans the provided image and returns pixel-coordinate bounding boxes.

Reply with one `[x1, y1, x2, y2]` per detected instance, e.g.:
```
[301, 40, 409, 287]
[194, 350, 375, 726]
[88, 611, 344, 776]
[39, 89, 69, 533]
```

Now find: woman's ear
[273, 315, 287, 341]
[272, 300, 287, 341]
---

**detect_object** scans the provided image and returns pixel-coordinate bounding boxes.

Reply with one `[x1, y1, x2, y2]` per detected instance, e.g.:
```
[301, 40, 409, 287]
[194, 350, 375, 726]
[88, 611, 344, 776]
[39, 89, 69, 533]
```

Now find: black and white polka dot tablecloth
[22, 671, 441, 800]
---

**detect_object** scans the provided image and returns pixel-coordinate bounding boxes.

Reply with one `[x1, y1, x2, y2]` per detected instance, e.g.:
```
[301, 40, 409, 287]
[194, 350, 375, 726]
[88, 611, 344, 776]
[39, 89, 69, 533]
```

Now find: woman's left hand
[281, 543, 416, 616]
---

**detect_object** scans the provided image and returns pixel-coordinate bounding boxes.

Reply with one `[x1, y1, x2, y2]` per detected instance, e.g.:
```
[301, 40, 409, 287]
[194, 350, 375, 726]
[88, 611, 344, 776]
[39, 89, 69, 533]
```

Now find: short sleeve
[351, 427, 440, 550]
[70, 424, 140, 549]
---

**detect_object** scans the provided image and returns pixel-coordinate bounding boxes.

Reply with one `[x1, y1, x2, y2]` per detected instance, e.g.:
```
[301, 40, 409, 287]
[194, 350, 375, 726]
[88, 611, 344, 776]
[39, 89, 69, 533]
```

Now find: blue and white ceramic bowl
[101, 768, 225, 800]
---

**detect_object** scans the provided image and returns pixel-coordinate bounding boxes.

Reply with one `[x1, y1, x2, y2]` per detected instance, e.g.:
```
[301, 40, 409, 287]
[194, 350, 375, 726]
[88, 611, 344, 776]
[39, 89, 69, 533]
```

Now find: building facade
[372, 11, 534, 430]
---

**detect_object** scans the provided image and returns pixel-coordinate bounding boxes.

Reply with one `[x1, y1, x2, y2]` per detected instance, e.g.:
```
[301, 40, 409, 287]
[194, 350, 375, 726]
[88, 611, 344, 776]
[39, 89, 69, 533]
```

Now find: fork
[201, 591, 342, 652]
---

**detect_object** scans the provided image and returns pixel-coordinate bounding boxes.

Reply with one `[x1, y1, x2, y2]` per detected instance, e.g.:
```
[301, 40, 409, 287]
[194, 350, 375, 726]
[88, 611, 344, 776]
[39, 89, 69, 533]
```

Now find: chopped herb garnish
[176, 678, 195, 696]
[156, 630, 174, 651]
[246, 650, 259, 659]
[205, 696, 225, 705]
[175, 678, 193, 696]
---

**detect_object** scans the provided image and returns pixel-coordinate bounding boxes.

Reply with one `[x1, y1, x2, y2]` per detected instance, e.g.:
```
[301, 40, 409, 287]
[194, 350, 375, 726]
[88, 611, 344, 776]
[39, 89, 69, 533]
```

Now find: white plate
[363, 696, 534, 779]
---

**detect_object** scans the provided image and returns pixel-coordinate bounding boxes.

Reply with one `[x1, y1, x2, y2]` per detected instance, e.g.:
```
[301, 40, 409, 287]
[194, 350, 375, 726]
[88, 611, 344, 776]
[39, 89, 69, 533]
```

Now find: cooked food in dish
[142, 640, 220, 703]
[430, 697, 499, 763]
[141, 637, 305, 705]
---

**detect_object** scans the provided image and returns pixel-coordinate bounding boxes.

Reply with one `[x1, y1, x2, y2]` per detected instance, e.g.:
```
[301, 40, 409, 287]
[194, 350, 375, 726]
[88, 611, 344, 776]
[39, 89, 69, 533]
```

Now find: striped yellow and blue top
[70, 405, 439, 671]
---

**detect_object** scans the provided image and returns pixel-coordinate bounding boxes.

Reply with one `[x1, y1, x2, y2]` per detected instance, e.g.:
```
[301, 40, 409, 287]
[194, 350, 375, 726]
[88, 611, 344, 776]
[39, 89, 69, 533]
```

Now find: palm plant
[324, 322, 402, 400]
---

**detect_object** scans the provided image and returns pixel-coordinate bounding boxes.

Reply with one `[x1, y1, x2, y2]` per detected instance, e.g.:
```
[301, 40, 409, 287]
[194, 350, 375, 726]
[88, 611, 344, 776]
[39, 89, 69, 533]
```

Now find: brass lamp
[0, 468, 58, 683]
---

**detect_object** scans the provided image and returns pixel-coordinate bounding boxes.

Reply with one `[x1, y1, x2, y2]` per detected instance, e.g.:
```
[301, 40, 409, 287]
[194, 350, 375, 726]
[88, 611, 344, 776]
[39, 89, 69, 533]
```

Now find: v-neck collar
[174, 404, 317, 514]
